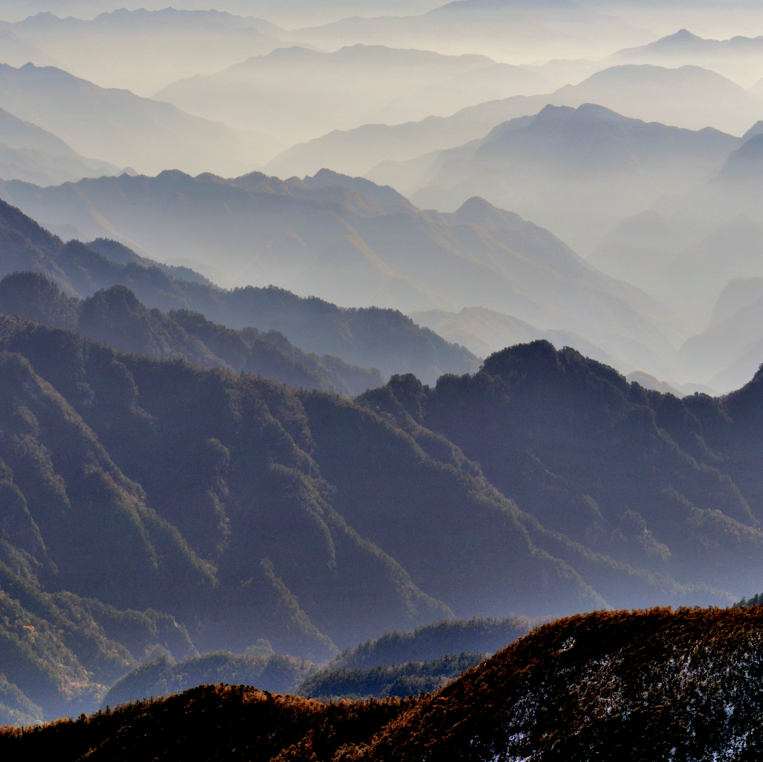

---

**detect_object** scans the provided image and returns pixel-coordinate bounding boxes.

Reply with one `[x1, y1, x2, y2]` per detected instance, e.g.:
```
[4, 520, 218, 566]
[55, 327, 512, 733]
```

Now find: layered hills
[613, 28, 763, 88]
[3, 302, 763, 717]
[0, 107, 122, 185]
[591, 125, 763, 388]
[0, 8, 291, 95]
[370, 102, 740, 253]
[0, 63, 279, 175]
[280, 0, 648, 61]
[0, 198, 477, 383]
[154, 44, 550, 144]
[0, 272, 383, 396]
[3, 181, 763, 716]
[0, 170, 686, 379]
[5, 606, 763, 760]
[269, 64, 756, 179]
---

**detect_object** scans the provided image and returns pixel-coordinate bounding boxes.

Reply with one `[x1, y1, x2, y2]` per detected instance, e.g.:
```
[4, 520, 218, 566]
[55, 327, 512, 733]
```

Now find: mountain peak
[662, 28, 704, 44]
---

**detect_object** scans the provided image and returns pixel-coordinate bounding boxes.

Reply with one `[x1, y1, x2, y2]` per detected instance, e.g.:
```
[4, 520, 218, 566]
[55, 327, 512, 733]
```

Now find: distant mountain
[103, 652, 315, 710]
[614, 29, 763, 88]
[264, 98, 546, 179]
[0, 197, 478, 384]
[676, 280, 763, 392]
[270, 64, 754, 180]
[551, 64, 763, 135]
[409, 306, 644, 375]
[710, 276, 763, 327]
[154, 44, 537, 144]
[299, 652, 483, 700]
[281, 0, 648, 62]
[0, 63, 280, 176]
[658, 215, 763, 326]
[0, 171, 686, 378]
[589, 210, 695, 296]
[380, 102, 738, 254]
[591, 124, 763, 340]
[0, 107, 122, 185]
[332, 615, 535, 669]
[0, 8, 291, 95]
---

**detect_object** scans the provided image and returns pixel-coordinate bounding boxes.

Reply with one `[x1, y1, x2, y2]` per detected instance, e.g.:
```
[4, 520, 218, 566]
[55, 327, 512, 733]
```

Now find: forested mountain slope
[0, 322, 742, 718]
[5, 606, 763, 761]
[0, 272, 383, 396]
[360, 341, 763, 594]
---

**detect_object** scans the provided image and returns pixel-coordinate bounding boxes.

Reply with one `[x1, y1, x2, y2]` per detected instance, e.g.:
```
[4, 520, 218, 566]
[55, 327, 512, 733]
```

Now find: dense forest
[4, 196, 763, 721]
[4, 301, 763, 716]
[4, 606, 763, 761]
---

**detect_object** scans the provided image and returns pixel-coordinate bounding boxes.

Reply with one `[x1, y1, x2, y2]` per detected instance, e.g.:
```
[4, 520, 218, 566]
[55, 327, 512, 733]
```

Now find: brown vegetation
[4, 606, 763, 761]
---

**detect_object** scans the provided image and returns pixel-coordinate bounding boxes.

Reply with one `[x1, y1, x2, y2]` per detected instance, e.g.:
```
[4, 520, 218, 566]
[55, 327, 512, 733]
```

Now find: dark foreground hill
[4, 606, 763, 761]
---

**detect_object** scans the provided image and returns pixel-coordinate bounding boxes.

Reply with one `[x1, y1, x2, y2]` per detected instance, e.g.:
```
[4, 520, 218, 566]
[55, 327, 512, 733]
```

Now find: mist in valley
[3, 1, 763, 744]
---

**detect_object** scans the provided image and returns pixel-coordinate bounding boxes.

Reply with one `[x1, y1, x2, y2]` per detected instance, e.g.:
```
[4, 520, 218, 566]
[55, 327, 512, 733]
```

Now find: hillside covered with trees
[4, 606, 763, 761]
[2, 310, 763, 717]
[2, 193, 763, 720]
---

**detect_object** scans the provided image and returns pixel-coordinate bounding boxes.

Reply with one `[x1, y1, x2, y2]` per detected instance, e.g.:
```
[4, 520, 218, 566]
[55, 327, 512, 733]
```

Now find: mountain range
[268, 63, 761, 179]
[0, 198, 478, 384]
[2, 188, 763, 719]
[613, 28, 763, 88]
[0, 169, 686, 379]
[0, 8, 292, 95]
[0, 63, 280, 176]
[154, 44, 551, 144]
[277, 0, 649, 61]
[370, 102, 741, 254]
[590, 125, 763, 387]
[0, 106, 122, 185]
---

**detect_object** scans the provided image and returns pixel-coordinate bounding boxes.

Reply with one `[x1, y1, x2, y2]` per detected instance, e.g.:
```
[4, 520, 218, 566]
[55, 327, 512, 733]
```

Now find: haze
[4, 0, 763, 733]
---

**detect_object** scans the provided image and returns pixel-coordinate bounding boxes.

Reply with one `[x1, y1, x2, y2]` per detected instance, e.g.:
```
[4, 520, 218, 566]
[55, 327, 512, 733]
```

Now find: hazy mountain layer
[592, 127, 763, 367]
[374, 102, 740, 254]
[279, 0, 649, 61]
[613, 28, 763, 88]
[0, 8, 292, 95]
[0, 198, 478, 384]
[0, 172, 686, 378]
[0, 107, 121, 185]
[0, 63, 280, 176]
[271, 63, 755, 180]
[154, 44, 550, 144]
[409, 305, 641, 376]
